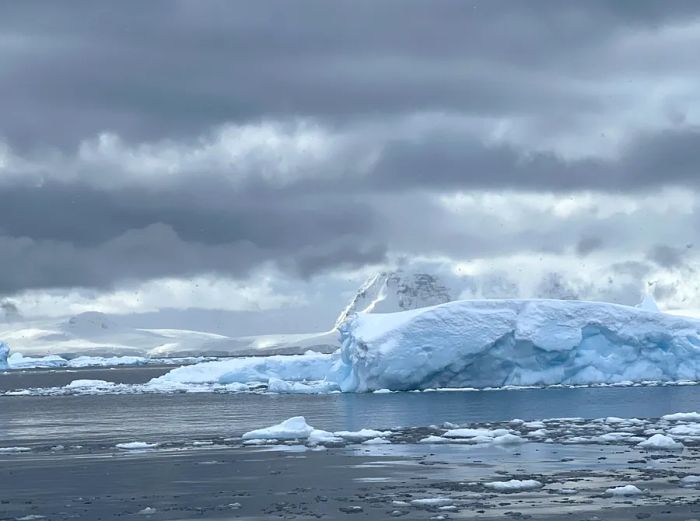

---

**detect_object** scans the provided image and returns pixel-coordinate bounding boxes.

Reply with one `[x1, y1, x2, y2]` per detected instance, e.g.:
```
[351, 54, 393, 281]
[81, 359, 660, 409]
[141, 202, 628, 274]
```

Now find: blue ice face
[0, 341, 9, 369]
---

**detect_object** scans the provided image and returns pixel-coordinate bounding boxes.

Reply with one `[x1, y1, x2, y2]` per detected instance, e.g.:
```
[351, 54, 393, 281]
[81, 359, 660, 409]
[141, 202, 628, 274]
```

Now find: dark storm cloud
[0, 180, 386, 292]
[2, 0, 700, 294]
[1, 0, 699, 148]
[369, 126, 700, 192]
[647, 244, 693, 269]
[576, 236, 604, 256]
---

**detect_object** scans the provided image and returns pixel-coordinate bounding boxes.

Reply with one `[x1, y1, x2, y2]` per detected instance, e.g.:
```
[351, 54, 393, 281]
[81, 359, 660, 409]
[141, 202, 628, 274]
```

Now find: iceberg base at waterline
[148, 298, 700, 393]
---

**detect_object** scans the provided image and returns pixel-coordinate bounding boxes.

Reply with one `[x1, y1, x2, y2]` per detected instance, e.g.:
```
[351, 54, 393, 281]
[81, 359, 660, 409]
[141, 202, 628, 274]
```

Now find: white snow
[637, 434, 683, 450]
[606, 485, 643, 496]
[335, 271, 452, 328]
[637, 294, 661, 313]
[484, 479, 543, 492]
[116, 442, 159, 450]
[241, 416, 315, 441]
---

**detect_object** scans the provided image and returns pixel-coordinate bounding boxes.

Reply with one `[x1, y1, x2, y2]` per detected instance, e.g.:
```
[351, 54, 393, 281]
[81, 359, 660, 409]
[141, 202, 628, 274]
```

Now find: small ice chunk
[663, 412, 700, 421]
[410, 497, 453, 507]
[444, 428, 510, 439]
[492, 434, 526, 445]
[116, 442, 159, 450]
[484, 479, 543, 492]
[241, 416, 314, 440]
[637, 434, 683, 450]
[362, 437, 391, 445]
[606, 485, 643, 496]
[137, 507, 157, 515]
[0, 446, 31, 453]
[334, 429, 392, 440]
[680, 475, 700, 486]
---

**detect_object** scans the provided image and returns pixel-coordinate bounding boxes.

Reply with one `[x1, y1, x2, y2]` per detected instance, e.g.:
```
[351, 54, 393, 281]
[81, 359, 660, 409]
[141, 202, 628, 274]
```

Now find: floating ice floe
[116, 442, 160, 450]
[65, 379, 116, 389]
[5, 351, 213, 370]
[680, 475, 700, 487]
[484, 479, 543, 492]
[605, 485, 643, 496]
[637, 433, 683, 450]
[409, 498, 454, 507]
[241, 416, 315, 441]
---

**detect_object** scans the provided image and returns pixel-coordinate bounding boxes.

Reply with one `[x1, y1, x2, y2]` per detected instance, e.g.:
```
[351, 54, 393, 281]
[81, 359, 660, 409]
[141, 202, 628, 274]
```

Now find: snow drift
[151, 298, 700, 392]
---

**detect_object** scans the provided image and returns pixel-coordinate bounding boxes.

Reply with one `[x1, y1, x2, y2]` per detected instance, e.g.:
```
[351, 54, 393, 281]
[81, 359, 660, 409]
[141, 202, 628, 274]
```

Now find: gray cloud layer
[2, 1, 700, 295]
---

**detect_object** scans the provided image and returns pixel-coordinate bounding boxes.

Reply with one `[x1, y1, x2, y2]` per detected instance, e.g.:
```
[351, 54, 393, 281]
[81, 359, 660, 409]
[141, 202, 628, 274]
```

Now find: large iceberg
[335, 299, 700, 391]
[151, 298, 700, 393]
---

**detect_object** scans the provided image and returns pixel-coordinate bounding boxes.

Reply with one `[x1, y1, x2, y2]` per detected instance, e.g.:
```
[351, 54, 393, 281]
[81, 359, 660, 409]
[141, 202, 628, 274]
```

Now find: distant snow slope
[335, 271, 453, 328]
[150, 298, 700, 393]
[0, 271, 454, 363]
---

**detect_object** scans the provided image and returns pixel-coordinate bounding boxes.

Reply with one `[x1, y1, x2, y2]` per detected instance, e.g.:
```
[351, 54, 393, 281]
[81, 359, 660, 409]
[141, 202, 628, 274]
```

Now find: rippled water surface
[3, 367, 700, 447]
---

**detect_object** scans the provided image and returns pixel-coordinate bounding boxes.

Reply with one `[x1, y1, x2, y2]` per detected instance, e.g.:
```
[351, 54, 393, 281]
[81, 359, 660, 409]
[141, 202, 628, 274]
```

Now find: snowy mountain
[335, 271, 453, 327]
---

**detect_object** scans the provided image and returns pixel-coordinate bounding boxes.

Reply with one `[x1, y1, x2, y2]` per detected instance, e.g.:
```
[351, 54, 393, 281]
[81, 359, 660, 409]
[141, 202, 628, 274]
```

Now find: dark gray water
[3, 367, 700, 448]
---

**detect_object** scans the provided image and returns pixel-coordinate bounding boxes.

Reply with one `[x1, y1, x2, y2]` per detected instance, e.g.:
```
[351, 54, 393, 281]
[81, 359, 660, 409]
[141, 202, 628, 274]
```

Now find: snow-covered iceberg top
[335, 298, 700, 392]
[143, 298, 700, 393]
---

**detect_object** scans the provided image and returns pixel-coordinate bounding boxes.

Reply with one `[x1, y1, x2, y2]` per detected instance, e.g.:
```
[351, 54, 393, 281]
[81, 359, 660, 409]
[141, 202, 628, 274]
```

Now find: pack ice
[151, 298, 700, 393]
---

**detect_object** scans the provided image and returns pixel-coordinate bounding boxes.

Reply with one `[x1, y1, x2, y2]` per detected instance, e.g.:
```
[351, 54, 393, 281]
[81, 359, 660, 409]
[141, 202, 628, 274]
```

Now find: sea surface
[2, 366, 700, 448]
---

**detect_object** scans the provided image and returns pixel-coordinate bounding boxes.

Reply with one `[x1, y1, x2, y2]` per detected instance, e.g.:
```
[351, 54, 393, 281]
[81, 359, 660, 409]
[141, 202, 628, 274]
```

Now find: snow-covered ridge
[336, 298, 700, 391]
[335, 271, 452, 328]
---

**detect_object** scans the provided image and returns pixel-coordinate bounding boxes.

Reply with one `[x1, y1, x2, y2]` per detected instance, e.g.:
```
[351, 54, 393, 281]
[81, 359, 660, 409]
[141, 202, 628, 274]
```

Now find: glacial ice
[145, 298, 700, 393]
[0, 341, 9, 369]
[335, 299, 700, 391]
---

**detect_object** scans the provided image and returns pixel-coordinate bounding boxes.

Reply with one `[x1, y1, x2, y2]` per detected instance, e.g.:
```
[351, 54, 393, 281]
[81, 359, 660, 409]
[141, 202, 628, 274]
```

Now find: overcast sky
[2, 1, 700, 328]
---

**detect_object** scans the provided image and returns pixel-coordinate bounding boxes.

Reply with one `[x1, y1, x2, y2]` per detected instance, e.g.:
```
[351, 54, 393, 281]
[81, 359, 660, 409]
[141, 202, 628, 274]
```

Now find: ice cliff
[0, 341, 9, 369]
[335, 299, 700, 391]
